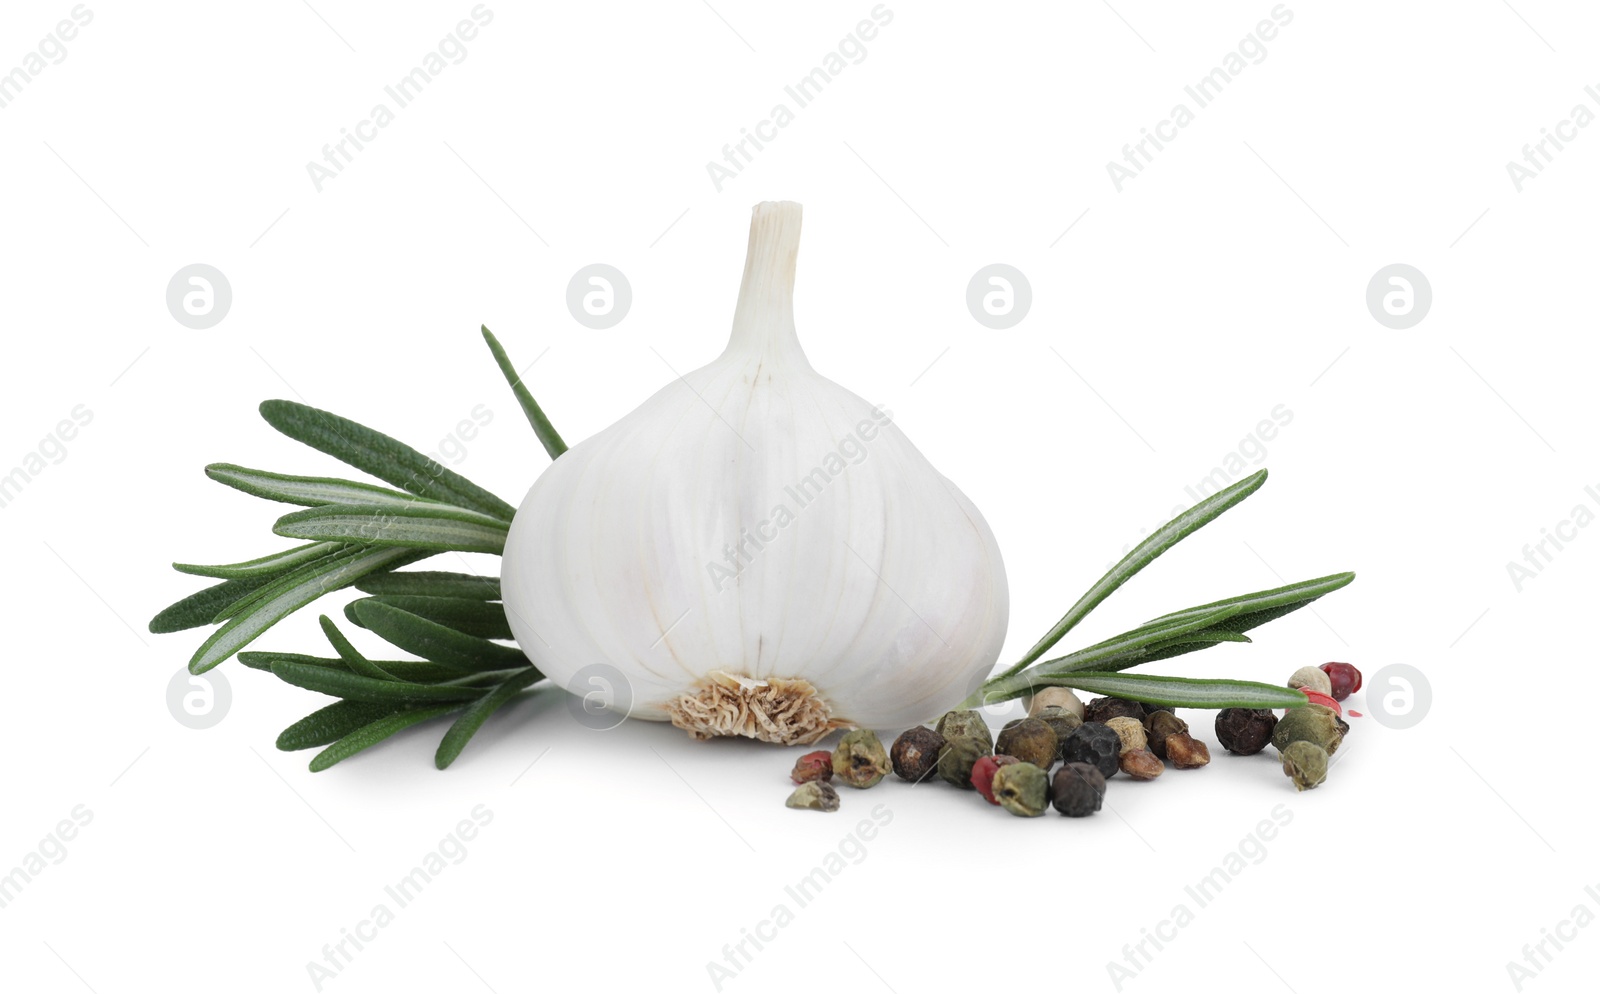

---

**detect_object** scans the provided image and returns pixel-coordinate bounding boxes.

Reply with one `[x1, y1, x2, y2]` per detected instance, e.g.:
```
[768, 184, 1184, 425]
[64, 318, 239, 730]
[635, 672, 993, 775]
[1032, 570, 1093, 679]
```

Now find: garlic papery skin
[500, 201, 1008, 743]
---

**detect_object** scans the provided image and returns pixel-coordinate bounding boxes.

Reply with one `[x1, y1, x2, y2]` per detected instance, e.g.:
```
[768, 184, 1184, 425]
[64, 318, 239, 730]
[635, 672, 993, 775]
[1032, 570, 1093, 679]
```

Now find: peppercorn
[786, 781, 841, 811]
[972, 754, 1021, 804]
[1165, 732, 1211, 769]
[1104, 716, 1148, 753]
[1271, 705, 1344, 756]
[996, 717, 1058, 769]
[1288, 665, 1333, 696]
[832, 729, 891, 788]
[890, 726, 946, 783]
[935, 709, 994, 751]
[1119, 747, 1165, 780]
[1034, 706, 1083, 756]
[1027, 687, 1085, 720]
[1320, 662, 1362, 700]
[937, 732, 994, 789]
[1214, 708, 1277, 756]
[1051, 762, 1106, 817]
[1333, 712, 1351, 738]
[993, 762, 1049, 817]
[791, 750, 834, 784]
[1143, 711, 1188, 760]
[1279, 740, 1328, 791]
[1085, 696, 1145, 725]
[1061, 722, 1121, 778]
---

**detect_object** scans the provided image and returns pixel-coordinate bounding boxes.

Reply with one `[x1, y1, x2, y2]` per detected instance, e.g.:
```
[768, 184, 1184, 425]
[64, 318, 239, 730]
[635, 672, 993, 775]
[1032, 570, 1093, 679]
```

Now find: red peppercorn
[790, 750, 834, 784]
[1320, 662, 1363, 701]
[971, 755, 1020, 804]
[1298, 688, 1342, 715]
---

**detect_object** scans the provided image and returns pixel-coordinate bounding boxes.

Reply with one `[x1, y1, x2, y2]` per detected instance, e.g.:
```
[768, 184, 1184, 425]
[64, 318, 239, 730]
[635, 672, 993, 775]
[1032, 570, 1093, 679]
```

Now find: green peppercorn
[832, 729, 891, 788]
[935, 709, 994, 751]
[1279, 740, 1328, 791]
[1214, 708, 1278, 756]
[1051, 762, 1106, 817]
[890, 726, 945, 783]
[1034, 706, 1083, 758]
[786, 781, 841, 811]
[996, 717, 1058, 769]
[992, 762, 1049, 817]
[937, 732, 993, 789]
[1271, 705, 1344, 756]
[1143, 710, 1188, 760]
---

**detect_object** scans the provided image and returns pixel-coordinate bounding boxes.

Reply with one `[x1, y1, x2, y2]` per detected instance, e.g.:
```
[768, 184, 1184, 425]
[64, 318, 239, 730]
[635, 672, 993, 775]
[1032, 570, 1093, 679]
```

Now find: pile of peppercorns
[1216, 661, 1362, 791]
[785, 662, 1366, 814]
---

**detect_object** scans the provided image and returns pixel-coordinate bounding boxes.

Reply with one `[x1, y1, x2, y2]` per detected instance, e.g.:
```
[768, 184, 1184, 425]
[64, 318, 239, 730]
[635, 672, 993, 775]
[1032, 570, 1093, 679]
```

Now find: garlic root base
[668, 670, 847, 745]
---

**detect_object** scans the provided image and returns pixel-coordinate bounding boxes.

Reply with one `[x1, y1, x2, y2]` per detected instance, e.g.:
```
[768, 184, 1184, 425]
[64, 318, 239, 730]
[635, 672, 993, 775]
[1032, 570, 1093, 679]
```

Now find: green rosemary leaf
[345, 595, 512, 640]
[354, 570, 501, 600]
[1142, 572, 1356, 633]
[1031, 672, 1310, 710]
[188, 547, 433, 673]
[309, 705, 460, 772]
[258, 399, 516, 522]
[204, 464, 427, 508]
[173, 542, 346, 580]
[350, 600, 530, 673]
[318, 615, 397, 681]
[995, 469, 1269, 681]
[272, 503, 509, 554]
[238, 651, 462, 683]
[270, 661, 487, 703]
[1067, 631, 1253, 675]
[482, 325, 567, 460]
[1034, 607, 1244, 676]
[150, 574, 280, 633]
[434, 668, 542, 769]
[276, 700, 402, 751]
[967, 608, 1243, 706]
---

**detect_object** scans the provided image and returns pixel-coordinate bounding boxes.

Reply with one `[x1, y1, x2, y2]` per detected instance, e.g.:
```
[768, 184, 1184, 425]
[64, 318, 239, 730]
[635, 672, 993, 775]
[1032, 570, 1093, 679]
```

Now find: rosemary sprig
[966, 478, 1355, 710]
[150, 329, 557, 769]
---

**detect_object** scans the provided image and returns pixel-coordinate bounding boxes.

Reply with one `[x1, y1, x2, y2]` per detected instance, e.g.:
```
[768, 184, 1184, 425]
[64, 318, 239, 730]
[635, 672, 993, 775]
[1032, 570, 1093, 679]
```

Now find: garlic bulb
[500, 201, 1008, 743]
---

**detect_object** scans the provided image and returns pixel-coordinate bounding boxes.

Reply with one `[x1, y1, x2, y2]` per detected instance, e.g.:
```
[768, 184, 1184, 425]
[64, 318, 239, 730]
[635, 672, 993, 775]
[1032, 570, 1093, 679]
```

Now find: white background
[1, 2, 1594, 992]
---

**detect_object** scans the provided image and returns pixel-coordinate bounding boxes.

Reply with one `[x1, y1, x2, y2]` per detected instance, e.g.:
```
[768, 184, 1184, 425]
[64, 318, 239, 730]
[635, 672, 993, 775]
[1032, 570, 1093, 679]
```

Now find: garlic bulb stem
[724, 200, 807, 367]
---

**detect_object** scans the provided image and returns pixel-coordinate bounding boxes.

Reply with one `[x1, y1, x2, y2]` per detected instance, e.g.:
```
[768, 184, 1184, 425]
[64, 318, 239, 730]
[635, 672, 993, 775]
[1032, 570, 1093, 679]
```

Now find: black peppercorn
[1061, 721, 1121, 778]
[1051, 762, 1106, 817]
[1085, 696, 1145, 725]
[1214, 708, 1278, 756]
[996, 717, 1058, 769]
[890, 726, 946, 783]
